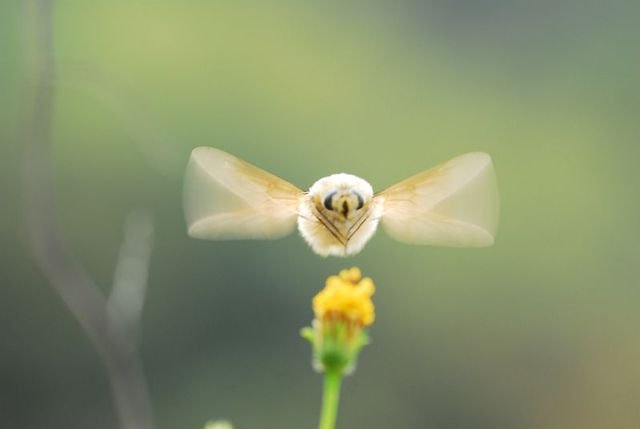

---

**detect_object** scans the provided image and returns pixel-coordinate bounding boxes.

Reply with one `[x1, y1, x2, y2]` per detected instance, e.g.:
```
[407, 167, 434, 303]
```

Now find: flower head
[313, 267, 375, 327]
[302, 267, 376, 375]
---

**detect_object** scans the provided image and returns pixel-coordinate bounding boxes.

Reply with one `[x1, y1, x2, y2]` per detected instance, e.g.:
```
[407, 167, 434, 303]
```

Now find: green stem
[318, 369, 343, 429]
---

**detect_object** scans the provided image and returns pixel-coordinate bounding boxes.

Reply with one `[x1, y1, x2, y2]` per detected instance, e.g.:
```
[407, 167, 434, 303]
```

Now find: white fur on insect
[183, 147, 499, 257]
[297, 173, 383, 256]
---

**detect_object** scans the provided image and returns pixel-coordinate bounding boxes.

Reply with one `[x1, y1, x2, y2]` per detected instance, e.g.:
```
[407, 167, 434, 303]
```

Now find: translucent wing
[377, 152, 499, 247]
[184, 147, 303, 240]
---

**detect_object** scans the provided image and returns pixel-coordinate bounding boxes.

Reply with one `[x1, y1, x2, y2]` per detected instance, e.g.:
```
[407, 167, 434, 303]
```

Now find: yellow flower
[303, 267, 376, 374]
[312, 267, 375, 327]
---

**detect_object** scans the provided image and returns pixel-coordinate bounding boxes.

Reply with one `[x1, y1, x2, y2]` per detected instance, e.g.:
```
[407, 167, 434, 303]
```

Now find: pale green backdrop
[1, 1, 639, 428]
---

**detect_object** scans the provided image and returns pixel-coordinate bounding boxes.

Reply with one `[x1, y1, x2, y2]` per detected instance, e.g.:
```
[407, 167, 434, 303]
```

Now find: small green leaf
[300, 326, 315, 342]
[204, 420, 233, 429]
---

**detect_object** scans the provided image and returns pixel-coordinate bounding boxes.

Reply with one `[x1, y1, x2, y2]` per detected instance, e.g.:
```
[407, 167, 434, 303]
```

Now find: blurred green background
[2, 1, 640, 428]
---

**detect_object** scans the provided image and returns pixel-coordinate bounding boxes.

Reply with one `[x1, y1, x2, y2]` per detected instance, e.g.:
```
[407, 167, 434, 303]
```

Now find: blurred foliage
[2, 1, 640, 428]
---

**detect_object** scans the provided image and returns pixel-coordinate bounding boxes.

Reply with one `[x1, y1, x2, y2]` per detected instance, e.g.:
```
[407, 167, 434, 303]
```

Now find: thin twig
[108, 210, 155, 340]
[22, 2, 155, 428]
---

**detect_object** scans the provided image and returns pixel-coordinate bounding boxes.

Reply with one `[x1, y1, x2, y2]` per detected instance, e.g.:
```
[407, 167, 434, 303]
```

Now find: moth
[184, 147, 499, 257]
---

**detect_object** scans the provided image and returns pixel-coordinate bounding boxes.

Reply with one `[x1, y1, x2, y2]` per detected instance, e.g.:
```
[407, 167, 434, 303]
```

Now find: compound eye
[354, 192, 364, 210]
[323, 191, 337, 211]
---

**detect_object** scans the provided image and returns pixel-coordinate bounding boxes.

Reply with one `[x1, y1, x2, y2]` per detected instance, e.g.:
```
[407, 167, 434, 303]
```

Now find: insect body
[184, 147, 499, 257]
[298, 173, 383, 256]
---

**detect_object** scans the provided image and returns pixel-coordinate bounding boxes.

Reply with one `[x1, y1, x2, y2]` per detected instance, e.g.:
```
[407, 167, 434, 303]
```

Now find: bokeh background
[2, 1, 640, 428]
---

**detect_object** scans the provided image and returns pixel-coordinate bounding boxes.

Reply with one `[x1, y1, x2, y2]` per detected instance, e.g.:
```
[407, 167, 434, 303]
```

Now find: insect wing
[378, 152, 499, 247]
[184, 147, 303, 240]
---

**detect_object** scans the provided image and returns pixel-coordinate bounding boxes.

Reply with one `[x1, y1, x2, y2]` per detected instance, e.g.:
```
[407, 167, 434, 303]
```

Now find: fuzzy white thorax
[297, 173, 382, 257]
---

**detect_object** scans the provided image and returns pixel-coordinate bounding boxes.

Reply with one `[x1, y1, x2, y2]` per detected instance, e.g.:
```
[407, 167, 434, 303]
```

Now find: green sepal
[300, 326, 315, 343]
[302, 321, 371, 376]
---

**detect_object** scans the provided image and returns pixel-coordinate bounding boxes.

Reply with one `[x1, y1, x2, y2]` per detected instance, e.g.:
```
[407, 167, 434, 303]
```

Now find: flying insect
[184, 147, 499, 257]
